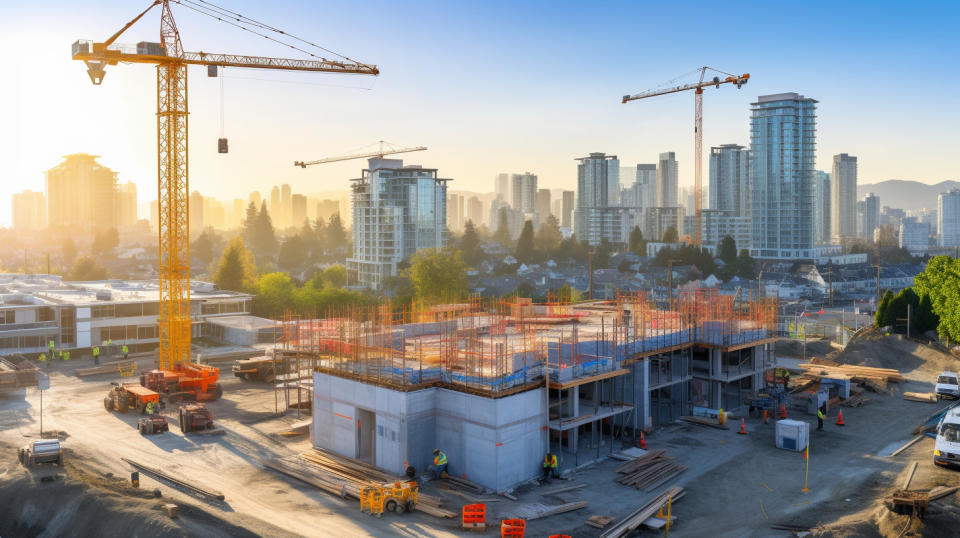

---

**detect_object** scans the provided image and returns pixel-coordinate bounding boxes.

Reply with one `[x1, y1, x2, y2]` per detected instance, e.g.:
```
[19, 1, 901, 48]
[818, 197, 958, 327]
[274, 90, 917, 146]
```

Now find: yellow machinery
[72, 0, 378, 371]
[360, 481, 419, 516]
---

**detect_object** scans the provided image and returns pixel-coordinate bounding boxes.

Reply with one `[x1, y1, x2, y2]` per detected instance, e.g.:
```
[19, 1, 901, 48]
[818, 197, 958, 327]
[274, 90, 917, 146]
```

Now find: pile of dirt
[0, 459, 260, 538]
[832, 328, 958, 379]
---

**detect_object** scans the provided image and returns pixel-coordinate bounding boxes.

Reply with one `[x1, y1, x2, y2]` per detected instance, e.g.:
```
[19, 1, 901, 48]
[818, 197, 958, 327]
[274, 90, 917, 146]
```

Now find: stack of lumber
[904, 392, 938, 403]
[677, 416, 728, 429]
[614, 449, 686, 491]
[600, 486, 684, 538]
[265, 449, 456, 518]
[443, 474, 484, 494]
[585, 515, 614, 529]
[797, 363, 904, 393]
[0, 357, 38, 389]
[512, 500, 588, 520]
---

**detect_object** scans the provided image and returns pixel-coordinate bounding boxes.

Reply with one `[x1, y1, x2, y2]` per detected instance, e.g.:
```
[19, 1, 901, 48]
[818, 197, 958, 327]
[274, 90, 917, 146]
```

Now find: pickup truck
[18, 439, 63, 467]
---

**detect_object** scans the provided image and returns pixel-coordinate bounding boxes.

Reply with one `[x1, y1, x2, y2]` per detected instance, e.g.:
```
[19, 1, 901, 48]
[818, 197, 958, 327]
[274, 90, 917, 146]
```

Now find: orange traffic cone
[836, 409, 845, 426]
[763, 410, 768, 424]
[780, 403, 787, 419]
[737, 418, 747, 435]
[640, 431, 648, 450]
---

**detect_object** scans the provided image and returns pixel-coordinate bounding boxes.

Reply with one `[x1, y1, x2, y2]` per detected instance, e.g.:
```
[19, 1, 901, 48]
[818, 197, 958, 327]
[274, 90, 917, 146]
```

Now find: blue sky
[1, 0, 957, 225]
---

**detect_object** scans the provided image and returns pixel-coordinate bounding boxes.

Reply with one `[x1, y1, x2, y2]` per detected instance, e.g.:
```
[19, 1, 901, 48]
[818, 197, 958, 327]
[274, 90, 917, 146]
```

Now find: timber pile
[797, 363, 904, 393]
[0, 357, 38, 389]
[904, 392, 938, 403]
[585, 515, 615, 529]
[75, 360, 135, 377]
[615, 449, 686, 491]
[600, 486, 684, 538]
[266, 449, 456, 518]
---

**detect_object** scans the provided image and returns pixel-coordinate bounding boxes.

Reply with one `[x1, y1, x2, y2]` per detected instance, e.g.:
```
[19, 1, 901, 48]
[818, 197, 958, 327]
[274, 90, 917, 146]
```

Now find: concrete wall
[312, 371, 547, 491]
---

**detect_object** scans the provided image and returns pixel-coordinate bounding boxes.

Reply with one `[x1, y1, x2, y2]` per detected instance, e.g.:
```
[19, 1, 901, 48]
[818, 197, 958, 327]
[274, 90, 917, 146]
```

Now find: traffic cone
[836, 409, 845, 426]
[763, 410, 768, 424]
[737, 418, 747, 435]
[780, 403, 787, 419]
[640, 431, 648, 450]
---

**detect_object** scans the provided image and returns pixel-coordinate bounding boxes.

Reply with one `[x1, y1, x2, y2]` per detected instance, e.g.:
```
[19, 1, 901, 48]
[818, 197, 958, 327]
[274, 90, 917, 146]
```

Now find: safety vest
[38, 354, 47, 362]
[146, 402, 154, 414]
[543, 454, 557, 468]
[63, 352, 70, 361]
[817, 409, 824, 419]
[122, 345, 129, 354]
[93, 346, 100, 357]
[434, 451, 447, 466]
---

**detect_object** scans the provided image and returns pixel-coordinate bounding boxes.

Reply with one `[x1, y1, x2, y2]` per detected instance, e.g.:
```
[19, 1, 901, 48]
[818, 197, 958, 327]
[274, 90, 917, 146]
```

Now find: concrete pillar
[641, 359, 651, 430]
[570, 386, 579, 456]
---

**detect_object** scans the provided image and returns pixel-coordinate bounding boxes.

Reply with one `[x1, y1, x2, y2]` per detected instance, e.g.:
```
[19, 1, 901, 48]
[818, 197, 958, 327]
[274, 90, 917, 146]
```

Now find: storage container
[775, 419, 809, 452]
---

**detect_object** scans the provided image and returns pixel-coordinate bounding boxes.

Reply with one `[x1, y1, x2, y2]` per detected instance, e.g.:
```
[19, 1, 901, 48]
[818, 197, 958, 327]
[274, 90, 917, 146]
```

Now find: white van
[936, 371, 960, 400]
[934, 407, 960, 468]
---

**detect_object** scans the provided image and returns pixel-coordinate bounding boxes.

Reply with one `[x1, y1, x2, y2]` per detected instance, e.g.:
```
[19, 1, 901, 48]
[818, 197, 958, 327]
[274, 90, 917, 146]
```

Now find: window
[91, 305, 115, 319]
[137, 326, 157, 340]
[36, 307, 55, 322]
[202, 303, 220, 315]
[940, 423, 960, 443]
[143, 302, 159, 316]
[0, 311, 15, 324]
[115, 303, 144, 318]
[938, 376, 958, 385]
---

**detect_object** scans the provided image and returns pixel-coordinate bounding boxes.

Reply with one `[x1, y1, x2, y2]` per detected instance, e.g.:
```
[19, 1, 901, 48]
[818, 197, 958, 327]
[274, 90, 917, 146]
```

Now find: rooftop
[0, 274, 250, 307]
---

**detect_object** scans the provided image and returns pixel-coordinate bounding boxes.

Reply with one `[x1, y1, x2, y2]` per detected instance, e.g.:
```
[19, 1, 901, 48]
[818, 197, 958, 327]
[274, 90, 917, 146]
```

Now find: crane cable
[172, 0, 369, 67]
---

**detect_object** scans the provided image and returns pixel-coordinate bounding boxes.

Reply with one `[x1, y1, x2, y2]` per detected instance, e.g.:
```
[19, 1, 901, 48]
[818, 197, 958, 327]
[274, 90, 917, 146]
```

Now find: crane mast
[623, 67, 748, 246]
[73, 0, 378, 370]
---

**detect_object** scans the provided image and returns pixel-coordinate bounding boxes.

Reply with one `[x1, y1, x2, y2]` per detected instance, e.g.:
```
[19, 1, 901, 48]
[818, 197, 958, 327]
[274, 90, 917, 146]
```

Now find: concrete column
[570, 386, 579, 456]
[641, 359, 651, 430]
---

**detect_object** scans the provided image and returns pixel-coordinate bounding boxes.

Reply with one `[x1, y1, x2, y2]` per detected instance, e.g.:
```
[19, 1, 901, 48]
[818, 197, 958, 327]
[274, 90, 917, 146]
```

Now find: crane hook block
[208, 65, 218, 77]
[218, 138, 229, 154]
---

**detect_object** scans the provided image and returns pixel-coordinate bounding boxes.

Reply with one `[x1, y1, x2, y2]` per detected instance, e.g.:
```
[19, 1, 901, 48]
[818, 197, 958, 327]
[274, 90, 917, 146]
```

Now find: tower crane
[622, 67, 749, 246]
[73, 0, 378, 374]
[295, 140, 426, 168]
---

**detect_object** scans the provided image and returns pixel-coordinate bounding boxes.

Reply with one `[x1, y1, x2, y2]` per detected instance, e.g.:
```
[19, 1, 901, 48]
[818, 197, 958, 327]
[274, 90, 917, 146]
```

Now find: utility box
[775, 419, 809, 452]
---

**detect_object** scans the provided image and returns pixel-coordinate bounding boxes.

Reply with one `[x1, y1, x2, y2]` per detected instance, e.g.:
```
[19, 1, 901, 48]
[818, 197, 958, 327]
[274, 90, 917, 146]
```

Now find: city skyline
[2, 0, 958, 227]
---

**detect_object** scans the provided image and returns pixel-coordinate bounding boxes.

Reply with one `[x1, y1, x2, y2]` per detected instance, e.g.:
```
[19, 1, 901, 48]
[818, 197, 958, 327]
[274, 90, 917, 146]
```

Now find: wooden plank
[525, 501, 589, 520]
[548, 368, 630, 390]
[122, 458, 225, 501]
[600, 486, 683, 538]
[539, 483, 586, 496]
[902, 461, 919, 490]
[929, 486, 959, 501]
[903, 392, 938, 403]
[585, 515, 615, 529]
[890, 435, 925, 457]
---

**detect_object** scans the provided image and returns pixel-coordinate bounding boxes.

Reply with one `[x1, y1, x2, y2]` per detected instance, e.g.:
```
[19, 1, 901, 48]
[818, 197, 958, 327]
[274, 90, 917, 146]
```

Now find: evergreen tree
[734, 249, 757, 280]
[278, 235, 307, 272]
[661, 226, 679, 243]
[213, 236, 258, 292]
[914, 293, 940, 334]
[875, 289, 895, 328]
[718, 235, 737, 265]
[515, 220, 536, 263]
[534, 215, 562, 253]
[460, 220, 483, 266]
[61, 237, 77, 267]
[65, 255, 108, 281]
[325, 213, 348, 254]
[409, 249, 468, 303]
[628, 226, 645, 255]
[191, 227, 218, 267]
[250, 202, 279, 261]
[493, 208, 511, 246]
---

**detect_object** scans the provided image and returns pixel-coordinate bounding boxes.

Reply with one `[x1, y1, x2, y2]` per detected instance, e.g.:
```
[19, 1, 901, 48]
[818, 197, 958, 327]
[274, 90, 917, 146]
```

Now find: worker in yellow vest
[541, 452, 559, 482]
[122, 344, 129, 360]
[92, 346, 100, 365]
[431, 448, 448, 477]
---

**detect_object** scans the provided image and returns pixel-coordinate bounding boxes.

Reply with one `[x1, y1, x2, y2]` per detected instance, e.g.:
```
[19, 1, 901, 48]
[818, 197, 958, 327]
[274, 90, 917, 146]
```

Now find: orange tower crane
[622, 67, 749, 246]
[73, 0, 378, 371]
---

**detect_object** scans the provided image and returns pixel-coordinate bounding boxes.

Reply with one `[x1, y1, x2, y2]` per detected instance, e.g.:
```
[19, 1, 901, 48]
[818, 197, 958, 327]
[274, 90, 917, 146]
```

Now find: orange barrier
[463, 503, 486, 529]
[549, 535, 572, 538]
[501, 518, 526, 537]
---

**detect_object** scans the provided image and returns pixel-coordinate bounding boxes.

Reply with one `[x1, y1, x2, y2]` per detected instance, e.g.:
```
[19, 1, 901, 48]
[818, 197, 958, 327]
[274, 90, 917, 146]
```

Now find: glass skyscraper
[749, 93, 817, 259]
[347, 158, 449, 289]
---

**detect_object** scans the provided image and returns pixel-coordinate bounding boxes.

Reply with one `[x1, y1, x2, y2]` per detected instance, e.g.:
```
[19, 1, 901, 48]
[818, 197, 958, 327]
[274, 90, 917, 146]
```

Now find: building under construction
[277, 289, 777, 491]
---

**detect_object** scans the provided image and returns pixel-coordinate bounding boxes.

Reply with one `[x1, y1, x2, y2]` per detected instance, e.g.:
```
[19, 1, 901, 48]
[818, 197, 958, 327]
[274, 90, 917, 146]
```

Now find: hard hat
[433, 449, 439, 454]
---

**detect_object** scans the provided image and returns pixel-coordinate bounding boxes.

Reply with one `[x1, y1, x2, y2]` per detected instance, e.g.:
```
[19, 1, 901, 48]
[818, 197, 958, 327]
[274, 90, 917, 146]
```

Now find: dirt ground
[2, 331, 959, 537]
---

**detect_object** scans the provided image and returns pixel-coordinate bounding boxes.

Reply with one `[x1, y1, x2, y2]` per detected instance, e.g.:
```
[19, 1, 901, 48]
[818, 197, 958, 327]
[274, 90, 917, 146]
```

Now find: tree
[535, 215, 562, 253]
[914, 293, 940, 335]
[914, 256, 960, 340]
[213, 236, 258, 292]
[628, 226, 645, 255]
[593, 239, 614, 269]
[493, 208, 511, 246]
[321, 264, 347, 288]
[876, 225, 898, 249]
[557, 235, 588, 263]
[65, 255, 108, 281]
[253, 272, 295, 317]
[242, 201, 258, 241]
[460, 220, 483, 266]
[734, 249, 757, 280]
[409, 249, 468, 303]
[718, 235, 737, 265]
[247, 202, 278, 262]
[92, 228, 120, 256]
[191, 228, 218, 268]
[661, 226, 679, 244]
[278, 234, 308, 272]
[61, 237, 77, 267]
[515, 220, 536, 263]
[554, 283, 582, 303]
[653, 245, 717, 280]
[325, 213, 348, 254]
[875, 289, 895, 329]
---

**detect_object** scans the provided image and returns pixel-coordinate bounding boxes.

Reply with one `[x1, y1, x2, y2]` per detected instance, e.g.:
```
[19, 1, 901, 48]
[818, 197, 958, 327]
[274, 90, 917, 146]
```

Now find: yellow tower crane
[73, 0, 378, 370]
[622, 67, 749, 246]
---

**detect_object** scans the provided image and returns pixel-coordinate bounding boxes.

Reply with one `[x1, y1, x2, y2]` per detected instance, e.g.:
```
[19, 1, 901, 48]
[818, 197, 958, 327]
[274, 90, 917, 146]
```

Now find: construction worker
[783, 370, 791, 391]
[63, 351, 70, 361]
[144, 400, 155, 416]
[92, 346, 100, 365]
[541, 452, 559, 482]
[38, 353, 47, 363]
[431, 449, 448, 477]
[48, 340, 55, 354]
[122, 344, 129, 360]
[817, 404, 825, 431]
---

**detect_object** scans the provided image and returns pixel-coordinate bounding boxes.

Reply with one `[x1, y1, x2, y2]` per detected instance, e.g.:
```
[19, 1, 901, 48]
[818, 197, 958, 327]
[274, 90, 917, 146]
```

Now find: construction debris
[121, 458, 225, 501]
[903, 392, 938, 403]
[614, 450, 686, 491]
[600, 486, 683, 538]
[928, 485, 959, 501]
[678, 415, 729, 429]
[890, 435, 926, 457]
[901, 461, 918, 490]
